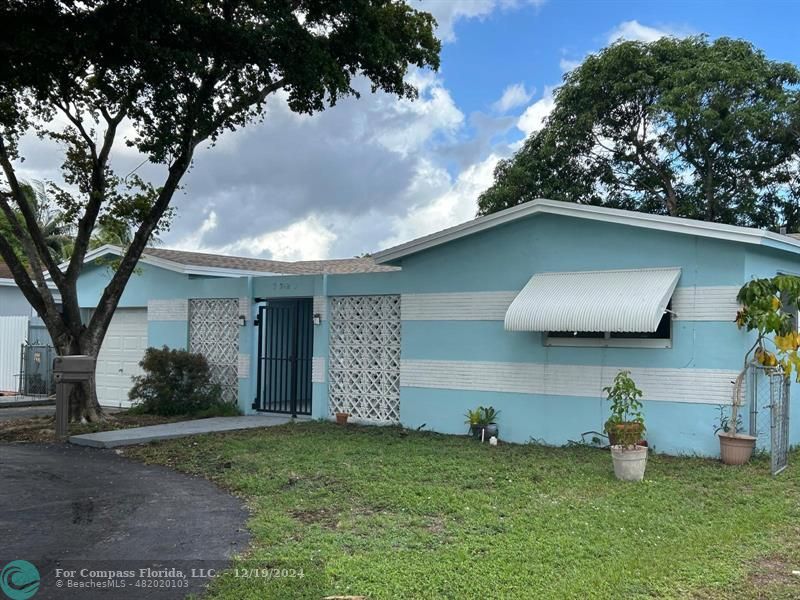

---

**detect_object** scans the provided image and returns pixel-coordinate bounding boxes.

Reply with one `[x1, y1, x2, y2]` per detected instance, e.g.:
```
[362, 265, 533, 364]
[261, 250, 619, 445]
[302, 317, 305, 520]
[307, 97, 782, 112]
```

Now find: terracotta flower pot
[335, 412, 350, 425]
[606, 422, 645, 446]
[718, 432, 756, 465]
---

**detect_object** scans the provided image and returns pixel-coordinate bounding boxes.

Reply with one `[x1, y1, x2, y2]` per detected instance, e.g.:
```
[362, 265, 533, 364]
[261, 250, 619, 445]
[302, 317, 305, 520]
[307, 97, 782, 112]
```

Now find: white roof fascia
[372, 199, 800, 264]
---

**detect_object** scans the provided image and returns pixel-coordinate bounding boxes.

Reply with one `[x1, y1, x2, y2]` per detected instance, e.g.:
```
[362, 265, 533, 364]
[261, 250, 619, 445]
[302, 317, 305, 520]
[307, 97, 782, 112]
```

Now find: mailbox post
[52, 355, 96, 439]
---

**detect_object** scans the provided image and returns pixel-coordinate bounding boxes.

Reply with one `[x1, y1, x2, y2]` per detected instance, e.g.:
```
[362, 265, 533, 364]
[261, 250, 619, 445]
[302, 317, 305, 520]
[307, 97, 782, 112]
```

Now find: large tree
[0, 1, 439, 421]
[479, 36, 800, 229]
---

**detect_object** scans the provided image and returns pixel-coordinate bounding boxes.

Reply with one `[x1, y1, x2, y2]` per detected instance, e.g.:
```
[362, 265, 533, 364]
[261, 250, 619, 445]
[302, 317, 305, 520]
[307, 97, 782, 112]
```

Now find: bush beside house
[128, 346, 239, 417]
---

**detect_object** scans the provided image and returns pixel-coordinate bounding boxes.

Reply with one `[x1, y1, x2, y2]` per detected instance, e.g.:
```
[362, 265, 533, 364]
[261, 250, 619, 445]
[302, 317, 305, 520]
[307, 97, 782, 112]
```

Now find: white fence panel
[0, 316, 28, 392]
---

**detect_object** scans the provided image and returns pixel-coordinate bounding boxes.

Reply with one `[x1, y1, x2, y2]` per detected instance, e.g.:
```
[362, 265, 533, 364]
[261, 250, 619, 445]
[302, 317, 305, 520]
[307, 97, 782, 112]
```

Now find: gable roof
[79, 245, 397, 277]
[372, 198, 800, 264]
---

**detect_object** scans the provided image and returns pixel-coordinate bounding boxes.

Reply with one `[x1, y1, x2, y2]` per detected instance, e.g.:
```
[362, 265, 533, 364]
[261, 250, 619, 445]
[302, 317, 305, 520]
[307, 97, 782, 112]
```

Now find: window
[545, 305, 672, 348]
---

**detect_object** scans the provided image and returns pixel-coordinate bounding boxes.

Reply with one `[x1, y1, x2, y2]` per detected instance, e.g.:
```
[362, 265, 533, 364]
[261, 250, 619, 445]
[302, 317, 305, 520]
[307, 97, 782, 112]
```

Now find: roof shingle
[143, 248, 398, 275]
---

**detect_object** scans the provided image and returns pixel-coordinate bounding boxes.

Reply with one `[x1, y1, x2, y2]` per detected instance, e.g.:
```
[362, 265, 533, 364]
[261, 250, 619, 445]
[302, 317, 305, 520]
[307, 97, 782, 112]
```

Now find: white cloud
[219, 215, 337, 262]
[371, 70, 464, 156]
[559, 57, 582, 73]
[418, 0, 547, 43]
[517, 86, 556, 136]
[380, 154, 501, 248]
[607, 20, 688, 44]
[170, 210, 219, 250]
[173, 212, 337, 262]
[492, 83, 534, 113]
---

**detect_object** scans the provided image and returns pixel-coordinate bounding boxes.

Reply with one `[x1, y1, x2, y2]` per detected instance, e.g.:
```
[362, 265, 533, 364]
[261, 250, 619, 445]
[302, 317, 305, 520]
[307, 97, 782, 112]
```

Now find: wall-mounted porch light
[313, 313, 322, 326]
[239, 314, 247, 327]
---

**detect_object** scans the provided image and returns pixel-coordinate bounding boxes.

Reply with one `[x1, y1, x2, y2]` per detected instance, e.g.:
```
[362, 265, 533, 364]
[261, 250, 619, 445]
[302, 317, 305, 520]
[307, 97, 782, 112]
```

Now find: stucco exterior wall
[319, 214, 757, 455]
[0, 284, 36, 317]
[75, 212, 800, 456]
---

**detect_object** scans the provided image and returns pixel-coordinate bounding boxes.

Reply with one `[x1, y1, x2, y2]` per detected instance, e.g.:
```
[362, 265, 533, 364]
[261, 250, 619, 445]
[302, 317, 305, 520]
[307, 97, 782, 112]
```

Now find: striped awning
[504, 267, 681, 332]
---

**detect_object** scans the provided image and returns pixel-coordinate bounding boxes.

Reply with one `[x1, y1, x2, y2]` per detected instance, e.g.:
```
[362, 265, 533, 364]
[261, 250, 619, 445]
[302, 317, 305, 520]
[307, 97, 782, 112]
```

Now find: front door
[254, 299, 313, 416]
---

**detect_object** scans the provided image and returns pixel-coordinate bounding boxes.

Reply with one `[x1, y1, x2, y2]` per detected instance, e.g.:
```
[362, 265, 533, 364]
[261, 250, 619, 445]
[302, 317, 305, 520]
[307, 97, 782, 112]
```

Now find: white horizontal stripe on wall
[237, 353, 249, 379]
[238, 297, 250, 319]
[401, 292, 517, 321]
[147, 299, 188, 321]
[400, 359, 738, 405]
[313, 296, 327, 321]
[312, 357, 326, 383]
[671, 286, 739, 321]
[400, 287, 739, 323]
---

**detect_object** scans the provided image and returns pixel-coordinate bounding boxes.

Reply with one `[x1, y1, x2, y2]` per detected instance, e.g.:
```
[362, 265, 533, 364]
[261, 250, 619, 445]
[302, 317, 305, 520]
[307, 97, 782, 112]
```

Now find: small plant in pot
[603, 370, 647, 482]
[731, 275, 800, 465]
[464, 406, 500, 441]
[335, 411, 350, 425]
[713, 405, 753, 466]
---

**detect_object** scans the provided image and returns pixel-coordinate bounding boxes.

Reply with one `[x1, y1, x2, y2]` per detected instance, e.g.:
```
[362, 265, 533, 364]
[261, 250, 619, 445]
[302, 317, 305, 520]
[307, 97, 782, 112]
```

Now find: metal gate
[254, 299, 313, 416]
[328, 295, 401, 424]
[748, 364, 790, 476]
[19, 343, 56, 396]
[769, 374, 790, 475]
[189, 298, 240, 404]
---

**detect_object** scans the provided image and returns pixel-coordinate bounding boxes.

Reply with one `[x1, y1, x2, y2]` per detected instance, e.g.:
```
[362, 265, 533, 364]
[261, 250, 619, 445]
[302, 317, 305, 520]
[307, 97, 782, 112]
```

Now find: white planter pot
[610, 445, 648, 482]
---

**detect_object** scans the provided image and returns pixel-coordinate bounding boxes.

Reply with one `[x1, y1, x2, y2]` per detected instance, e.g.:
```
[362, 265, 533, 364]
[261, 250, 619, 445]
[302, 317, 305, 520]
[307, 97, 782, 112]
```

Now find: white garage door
[95, 308, 148, 408]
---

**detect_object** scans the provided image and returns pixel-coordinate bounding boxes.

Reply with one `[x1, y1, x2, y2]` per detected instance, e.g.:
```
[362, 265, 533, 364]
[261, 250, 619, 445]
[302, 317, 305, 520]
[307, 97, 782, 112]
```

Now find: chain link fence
[746, 364, 790, 475]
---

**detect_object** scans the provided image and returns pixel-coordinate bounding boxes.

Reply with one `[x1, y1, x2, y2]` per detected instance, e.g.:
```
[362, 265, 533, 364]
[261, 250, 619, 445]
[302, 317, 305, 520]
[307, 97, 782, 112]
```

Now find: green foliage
[128, 346, 230, 416]
[0, 2, 441, 416]
[1, 1, 441, 163]
[736, 274, 800, 379]
[464, 407, 482, 427]
[126, 422, 800, 599]
[713, 404, 744, 435]
[0, 180, 73, 263]
[603, 370, 645, 446]
[479, 36, 800, 231]
[465, 405, 500, 427]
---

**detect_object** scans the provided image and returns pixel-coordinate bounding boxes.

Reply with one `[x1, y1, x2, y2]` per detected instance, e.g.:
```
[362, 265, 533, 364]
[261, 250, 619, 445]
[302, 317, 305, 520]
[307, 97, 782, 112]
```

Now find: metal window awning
[504, 267, 682, 332]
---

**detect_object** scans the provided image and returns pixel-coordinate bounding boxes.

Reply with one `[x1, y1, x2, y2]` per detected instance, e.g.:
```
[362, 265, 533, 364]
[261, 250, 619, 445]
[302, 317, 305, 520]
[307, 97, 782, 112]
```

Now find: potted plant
[732, 275, 800, 464]
[713, 404, 753, 465]
[335, 411, 350, 425]
[603, 371, 647, 482]
[465, 407, 481, 437]
[464, 406, 500, 441]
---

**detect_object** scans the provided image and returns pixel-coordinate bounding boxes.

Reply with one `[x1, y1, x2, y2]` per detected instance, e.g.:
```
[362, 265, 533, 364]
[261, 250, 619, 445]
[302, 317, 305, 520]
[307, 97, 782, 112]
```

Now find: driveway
[0, 444, 249, 599]
[0, 405, 54, 421]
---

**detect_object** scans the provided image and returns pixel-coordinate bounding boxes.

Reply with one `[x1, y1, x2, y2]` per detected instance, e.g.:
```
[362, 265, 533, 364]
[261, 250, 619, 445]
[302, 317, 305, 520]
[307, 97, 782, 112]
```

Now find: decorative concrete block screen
[329, 295, 401, 423]
[189, 298, 239, 403]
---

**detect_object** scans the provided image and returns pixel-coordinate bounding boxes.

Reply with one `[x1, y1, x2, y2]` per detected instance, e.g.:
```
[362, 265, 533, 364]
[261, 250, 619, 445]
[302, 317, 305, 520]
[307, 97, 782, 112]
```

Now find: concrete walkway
[0, 394, 54, 408]
[69, 415, 296, 448]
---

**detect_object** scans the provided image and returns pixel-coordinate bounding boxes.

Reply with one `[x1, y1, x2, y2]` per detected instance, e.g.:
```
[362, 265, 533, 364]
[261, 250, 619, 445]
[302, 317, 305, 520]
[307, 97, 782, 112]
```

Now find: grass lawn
[124, 422, 800, 599]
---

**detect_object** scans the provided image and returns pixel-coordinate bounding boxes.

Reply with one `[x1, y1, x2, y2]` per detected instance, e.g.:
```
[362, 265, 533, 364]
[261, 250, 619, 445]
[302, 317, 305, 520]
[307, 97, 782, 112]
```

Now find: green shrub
[128, 346, 235, 416]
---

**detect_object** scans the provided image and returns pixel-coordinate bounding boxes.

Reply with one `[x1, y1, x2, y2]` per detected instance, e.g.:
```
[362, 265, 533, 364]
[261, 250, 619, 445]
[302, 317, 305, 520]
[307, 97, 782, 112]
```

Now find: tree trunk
[56, 338, 106, 423]
[67, 378, 103, 423]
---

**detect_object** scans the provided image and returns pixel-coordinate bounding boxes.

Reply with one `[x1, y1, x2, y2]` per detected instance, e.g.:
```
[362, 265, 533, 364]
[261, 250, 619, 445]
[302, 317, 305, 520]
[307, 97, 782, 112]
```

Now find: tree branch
[52, 99, 98, 160]
[0, 135, 67, 286]
[65, 100, 128, 281]
[198, 76, 287, 144]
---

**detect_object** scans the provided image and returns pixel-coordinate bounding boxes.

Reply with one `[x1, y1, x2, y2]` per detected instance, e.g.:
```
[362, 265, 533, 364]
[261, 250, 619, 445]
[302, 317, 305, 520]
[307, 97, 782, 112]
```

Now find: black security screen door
[254, 298, 313, 416]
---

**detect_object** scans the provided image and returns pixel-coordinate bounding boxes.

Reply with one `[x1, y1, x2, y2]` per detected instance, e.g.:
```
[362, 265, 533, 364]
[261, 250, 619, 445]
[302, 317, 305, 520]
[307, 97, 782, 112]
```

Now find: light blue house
[76, 199, 800, 456]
